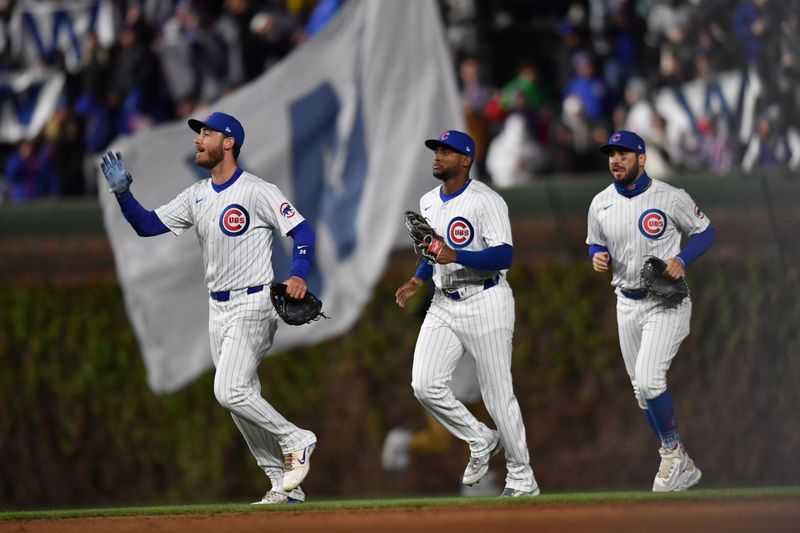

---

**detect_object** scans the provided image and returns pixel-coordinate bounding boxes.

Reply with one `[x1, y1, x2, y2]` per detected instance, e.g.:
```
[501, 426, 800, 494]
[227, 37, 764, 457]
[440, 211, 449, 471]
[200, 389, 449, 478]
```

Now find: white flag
[99, 0, 464, 393]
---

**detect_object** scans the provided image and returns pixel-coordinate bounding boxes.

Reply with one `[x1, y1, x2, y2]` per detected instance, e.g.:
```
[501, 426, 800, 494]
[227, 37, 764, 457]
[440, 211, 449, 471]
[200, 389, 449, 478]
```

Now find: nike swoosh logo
[423, 206, 431, 211]
[195, 198, 203, 204]
[297, 245, 309, 250]
[298, 448, 308, 465]
[602, 204, 613, 211]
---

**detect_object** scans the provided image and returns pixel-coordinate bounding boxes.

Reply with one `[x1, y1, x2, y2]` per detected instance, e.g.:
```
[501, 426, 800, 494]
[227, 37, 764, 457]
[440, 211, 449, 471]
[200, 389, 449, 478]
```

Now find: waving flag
[99, 0, 464, 393]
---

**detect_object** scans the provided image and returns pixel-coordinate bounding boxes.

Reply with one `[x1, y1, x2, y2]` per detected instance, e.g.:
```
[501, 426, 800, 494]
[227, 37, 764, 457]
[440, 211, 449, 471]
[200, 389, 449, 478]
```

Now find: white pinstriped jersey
[586, 178, 710, 290]
[420, 179, 513, 289]
[155, 170, 304, 292]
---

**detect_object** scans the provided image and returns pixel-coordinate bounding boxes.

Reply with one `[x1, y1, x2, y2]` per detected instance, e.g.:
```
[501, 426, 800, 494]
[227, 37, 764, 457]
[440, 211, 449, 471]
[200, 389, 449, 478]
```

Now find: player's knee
[214, 381, 248, 411]
[636, 374, 667, 401]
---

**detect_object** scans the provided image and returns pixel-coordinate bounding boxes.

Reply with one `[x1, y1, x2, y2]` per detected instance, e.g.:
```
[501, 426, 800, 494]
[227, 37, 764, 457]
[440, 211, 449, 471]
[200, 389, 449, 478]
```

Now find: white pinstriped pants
[411, 280, 537, 492]
[616, 293, 691, 409]
[209, 290, 316, 489]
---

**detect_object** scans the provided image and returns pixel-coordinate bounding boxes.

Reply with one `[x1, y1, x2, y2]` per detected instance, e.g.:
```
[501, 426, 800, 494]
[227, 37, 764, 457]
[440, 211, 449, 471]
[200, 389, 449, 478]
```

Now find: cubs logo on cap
[219, 204, 250, 236]
[188, 112, 245, 148]
[425, 130, 476, 157]
[638, 208, 667, 239]
[600, 130, 645, 155]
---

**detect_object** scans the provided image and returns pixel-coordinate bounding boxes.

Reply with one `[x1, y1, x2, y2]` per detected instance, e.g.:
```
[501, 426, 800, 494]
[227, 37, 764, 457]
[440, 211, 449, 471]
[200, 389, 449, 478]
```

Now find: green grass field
[2, 486, 799, 522]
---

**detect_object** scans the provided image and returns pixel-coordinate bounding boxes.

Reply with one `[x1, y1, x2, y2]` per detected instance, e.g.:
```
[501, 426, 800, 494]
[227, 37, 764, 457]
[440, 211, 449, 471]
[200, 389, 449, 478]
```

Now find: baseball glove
[404, 210, 445, 264]
[270, 283, 329, 326]
[641, 256, 690, 308]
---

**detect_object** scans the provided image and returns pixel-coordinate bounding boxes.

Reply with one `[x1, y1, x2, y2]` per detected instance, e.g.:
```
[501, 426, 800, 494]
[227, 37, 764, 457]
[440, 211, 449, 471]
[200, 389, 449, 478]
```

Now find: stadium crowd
[0, 0, 798, 203]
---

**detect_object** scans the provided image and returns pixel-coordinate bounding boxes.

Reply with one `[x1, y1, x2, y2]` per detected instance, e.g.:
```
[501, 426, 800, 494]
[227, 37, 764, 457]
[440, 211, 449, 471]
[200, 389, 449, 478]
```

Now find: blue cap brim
[188, 118, 210, 134]
[424, 139, 472, 157]
[599, 143, 642, 155]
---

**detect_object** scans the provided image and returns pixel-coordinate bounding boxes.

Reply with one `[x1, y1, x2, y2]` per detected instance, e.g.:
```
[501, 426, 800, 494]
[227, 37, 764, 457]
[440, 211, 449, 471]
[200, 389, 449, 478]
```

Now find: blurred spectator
[499, 61, 550, 119]
[108, 20, 164, 135]
[777, 6, 800, 130]
[43, 99, 84, 196]
[485, 113, 545, 187]
[459, 57, 493, 178]
[563, 51, 610, 123]
[3, 138, 59, 202]
[695, 115, 735, 173]
[741, 106, 800, 172]
[645, 0, 694, 87]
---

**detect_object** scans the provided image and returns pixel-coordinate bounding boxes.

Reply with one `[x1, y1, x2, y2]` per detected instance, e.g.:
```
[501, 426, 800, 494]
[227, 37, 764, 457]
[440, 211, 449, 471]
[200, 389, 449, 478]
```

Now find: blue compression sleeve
[116, 191, 169, 237]
[455, 244, 512, 271]
[414, 260, 433, 281]
[645, 391, 680, 449]
[677, 224, 715, 267]
[588, 244, 608, 260]
[287, 220, 315, 279]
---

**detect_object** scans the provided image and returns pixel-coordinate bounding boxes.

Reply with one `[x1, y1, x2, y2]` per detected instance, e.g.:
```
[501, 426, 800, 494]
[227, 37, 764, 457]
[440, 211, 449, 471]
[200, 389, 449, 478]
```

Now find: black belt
[621, 288, 647, 300]
[210, 285, 264, 302]
[442, 275, 500, 301]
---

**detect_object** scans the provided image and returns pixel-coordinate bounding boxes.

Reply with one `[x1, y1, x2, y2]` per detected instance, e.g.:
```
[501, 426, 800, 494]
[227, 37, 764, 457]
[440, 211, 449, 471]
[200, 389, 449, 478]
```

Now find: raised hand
[100, 151, 133, 195]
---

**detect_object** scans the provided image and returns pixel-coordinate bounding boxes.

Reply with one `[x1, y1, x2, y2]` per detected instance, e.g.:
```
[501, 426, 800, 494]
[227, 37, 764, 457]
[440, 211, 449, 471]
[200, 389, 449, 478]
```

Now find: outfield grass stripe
[2, 486, 799, 521]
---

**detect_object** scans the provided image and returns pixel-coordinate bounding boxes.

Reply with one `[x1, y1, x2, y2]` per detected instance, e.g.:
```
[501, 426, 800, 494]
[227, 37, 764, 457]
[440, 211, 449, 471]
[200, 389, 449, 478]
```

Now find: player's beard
[196, 143, 224, 169]
[433, 165, 456, 181]
[614, 158, 640, 187]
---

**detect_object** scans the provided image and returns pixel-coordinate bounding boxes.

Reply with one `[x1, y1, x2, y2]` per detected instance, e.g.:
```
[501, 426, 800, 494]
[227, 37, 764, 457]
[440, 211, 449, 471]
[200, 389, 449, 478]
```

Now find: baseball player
[586, 130, 715, 491]
[395, 130, 540, 497]
[99, 112, 317, 504]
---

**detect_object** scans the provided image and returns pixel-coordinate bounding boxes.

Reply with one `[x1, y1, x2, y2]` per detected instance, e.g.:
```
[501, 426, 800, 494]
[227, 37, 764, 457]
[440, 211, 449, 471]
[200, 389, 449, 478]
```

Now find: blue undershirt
[116, 191, 169, 236]
[287, 221, 315, 280]
[413, 244, 512, 281]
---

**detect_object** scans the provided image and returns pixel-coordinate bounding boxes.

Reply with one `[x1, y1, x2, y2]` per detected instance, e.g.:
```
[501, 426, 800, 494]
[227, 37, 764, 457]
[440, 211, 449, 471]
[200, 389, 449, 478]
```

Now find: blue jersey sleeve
[455, 244, 513, 271]
[287, 220, 315, 279]
[677, 224, 715, 267]
[116, 191, 169, 237]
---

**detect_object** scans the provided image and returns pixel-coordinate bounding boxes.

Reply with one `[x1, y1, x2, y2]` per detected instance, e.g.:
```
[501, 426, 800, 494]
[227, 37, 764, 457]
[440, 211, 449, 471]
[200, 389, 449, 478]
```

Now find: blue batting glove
[100, 150, 133, 195]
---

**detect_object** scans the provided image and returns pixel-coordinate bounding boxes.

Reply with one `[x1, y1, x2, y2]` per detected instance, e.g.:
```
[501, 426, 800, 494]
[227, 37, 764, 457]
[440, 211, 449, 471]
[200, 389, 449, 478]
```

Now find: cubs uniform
[101, 112, 316, 503]
[587, 130, 714, 492]
[411, 178, 538, 494]
[587, 178, 709, 408]
[155, 168, 316, 496]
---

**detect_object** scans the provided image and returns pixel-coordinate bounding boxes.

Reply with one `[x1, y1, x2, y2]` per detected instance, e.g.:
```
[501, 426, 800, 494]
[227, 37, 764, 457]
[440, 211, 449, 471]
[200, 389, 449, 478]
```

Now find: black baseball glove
[403, 210, 445, 264]
[270, 283, 329, 326]
[641, 256, 690, 308]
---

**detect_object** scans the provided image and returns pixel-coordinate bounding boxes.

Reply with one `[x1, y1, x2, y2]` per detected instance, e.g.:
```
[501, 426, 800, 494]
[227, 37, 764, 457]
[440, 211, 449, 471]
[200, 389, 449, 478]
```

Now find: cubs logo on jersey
[447, 217, 474, 248]
[694, 205, 705, 219]
[279, 202, 296, 219]
[638, 208, 667, 239]
[219, 204, 250, 236]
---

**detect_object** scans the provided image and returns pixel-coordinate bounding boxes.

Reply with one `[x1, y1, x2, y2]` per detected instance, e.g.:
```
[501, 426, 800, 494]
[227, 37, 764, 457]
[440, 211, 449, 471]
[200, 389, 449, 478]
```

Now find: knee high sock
[645, 390, 680, 449]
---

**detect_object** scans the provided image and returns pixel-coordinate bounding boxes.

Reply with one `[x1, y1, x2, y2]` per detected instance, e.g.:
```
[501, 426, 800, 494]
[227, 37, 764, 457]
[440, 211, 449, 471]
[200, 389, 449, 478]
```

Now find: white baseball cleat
[500, 486, 541, 497]
[381, 428, 413, 471]
[251, 487, 305, 505]
[679, 456, 702, 490]
[461, 470, 500, 497]
[652, 442, 702, 492]
[282, 442, 316, 491]
[462, 434, 503, 486]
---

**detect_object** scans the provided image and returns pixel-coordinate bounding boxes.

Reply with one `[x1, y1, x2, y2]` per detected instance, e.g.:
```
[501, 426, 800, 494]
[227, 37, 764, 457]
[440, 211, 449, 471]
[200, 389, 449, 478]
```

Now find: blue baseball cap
[599, 130, 646, 155]
[188, 112, 245, 148]
[425, 130, 475, 158]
